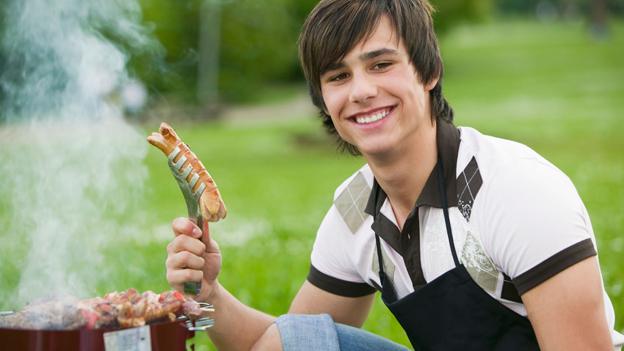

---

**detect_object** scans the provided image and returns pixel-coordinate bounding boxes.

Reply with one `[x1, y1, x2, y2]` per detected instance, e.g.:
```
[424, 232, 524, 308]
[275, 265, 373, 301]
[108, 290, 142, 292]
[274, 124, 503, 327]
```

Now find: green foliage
[136, 0, 202, 101]
[431, 0, 495, 33]
[135, 0, 318, 104]
[133, 0, 494, 104]
[218, 0, 304, 102]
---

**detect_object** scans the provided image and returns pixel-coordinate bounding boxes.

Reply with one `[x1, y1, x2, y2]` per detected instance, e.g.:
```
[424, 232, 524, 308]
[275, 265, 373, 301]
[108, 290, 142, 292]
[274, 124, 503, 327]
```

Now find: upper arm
[476, 159, 615, 348]
[522, 256, 612, 351]
[289, 280, 375, 328]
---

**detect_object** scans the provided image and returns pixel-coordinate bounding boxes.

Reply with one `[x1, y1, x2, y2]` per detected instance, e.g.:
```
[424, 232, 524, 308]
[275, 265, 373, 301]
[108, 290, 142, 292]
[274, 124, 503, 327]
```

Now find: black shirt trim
[513, 238, 597, 296]
[501, 273, 522, 303]
[371, 213, 403, 254]
[307, 265, 376, 297]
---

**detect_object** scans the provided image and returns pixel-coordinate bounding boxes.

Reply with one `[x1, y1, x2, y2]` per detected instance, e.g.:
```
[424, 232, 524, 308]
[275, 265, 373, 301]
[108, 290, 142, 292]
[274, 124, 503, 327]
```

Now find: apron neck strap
[436, 155, 460, 267]
[375, 232, 399, 301]
[375, 233, 385, 276]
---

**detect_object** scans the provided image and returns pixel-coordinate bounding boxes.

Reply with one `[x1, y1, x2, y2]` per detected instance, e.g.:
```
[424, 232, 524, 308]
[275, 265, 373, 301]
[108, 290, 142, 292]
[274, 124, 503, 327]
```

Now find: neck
[367, 120, 438, 229]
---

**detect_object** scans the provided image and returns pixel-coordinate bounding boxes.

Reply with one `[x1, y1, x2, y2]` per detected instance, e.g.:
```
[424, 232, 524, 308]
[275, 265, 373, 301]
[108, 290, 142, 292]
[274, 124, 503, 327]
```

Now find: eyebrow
[322, 48, 399, 75]
[359, 48, 398, 61]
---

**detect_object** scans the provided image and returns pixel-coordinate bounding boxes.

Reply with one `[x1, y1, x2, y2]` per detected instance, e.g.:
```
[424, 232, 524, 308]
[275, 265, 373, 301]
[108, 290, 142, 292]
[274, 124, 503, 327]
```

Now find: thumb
[201, 219, 220, 254]
[201, 218, 210, 245]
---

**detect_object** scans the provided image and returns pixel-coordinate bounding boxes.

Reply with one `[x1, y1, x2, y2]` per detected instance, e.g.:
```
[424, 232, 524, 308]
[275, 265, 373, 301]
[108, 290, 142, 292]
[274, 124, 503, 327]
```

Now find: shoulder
[455, 126, 582, 226]
[472, 130, 581, 212]
[332, 164, 374, 200]
[329, 164, 374, 233]
[459, 128, 595, 294]
[457, 127, 555, 178]
[458, 126, 581, 208]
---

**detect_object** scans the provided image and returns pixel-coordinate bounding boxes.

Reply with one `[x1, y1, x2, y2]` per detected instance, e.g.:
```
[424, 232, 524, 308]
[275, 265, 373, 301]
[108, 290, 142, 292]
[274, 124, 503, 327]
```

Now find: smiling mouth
[352, 107, 394, 125]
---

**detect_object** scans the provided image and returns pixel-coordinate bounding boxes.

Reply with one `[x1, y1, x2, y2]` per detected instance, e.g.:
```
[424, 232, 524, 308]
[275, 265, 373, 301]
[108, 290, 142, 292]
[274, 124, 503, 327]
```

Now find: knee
[251, 323, 283, 351]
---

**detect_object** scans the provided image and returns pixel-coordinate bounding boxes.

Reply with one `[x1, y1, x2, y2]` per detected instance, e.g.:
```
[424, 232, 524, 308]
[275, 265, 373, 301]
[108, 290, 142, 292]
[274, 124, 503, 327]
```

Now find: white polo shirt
[307, 121, 624, 348]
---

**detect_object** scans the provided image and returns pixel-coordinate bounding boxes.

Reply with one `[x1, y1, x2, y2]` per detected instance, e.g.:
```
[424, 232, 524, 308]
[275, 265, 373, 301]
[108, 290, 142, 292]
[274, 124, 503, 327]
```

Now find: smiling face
[320, 16, 438, 158]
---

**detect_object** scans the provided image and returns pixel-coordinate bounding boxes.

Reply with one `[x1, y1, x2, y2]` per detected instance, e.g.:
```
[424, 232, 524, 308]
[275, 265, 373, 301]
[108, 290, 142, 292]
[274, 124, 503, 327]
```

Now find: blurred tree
[496, 0, 623, 15]
[137, 0, 200, 102]
[0, 3, 8, 120]
[197, 0, 222, 110]
[590, 0, 609, 38]
[218, 0, 302, 102]
[431, 0, 494, 34]
[137, 0, 314, 107]
[495, 0, 621, 39]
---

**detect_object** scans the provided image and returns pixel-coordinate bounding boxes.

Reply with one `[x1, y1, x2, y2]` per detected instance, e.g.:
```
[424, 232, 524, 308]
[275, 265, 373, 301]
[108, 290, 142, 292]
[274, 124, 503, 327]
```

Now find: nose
[348, 72, 377, 104]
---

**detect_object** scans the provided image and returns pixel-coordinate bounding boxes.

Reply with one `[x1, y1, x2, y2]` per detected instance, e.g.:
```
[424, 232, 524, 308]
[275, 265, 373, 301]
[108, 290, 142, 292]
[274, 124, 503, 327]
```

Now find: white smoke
[0, 0, 155, 307]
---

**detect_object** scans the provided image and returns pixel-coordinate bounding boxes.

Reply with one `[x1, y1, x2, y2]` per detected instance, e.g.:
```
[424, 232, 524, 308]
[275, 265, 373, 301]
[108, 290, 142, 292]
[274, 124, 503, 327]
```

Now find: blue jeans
[275, 314, 409, 351]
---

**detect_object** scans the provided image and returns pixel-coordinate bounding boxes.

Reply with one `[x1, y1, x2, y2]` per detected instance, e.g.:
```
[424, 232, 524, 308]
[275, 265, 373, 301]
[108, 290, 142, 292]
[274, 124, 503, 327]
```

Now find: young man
[166, 0, 624, 350]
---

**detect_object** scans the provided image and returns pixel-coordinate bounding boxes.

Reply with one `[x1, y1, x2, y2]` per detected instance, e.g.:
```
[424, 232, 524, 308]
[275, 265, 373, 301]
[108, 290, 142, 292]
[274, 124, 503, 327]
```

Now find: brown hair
[298, 0, 453, 155]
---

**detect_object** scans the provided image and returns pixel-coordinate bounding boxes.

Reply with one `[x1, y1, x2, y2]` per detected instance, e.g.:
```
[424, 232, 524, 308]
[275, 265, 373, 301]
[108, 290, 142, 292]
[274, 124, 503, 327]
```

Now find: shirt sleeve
[308, 204, 376, 297]
[476, 158, 597, 296]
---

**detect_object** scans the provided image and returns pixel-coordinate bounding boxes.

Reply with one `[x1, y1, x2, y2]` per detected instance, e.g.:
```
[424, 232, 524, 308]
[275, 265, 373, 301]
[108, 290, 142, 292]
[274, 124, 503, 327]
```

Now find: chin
[356, 142, 395, 157]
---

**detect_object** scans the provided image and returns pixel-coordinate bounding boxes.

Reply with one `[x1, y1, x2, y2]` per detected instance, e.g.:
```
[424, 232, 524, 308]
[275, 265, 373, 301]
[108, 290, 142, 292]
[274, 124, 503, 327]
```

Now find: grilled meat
[0, 289, 207, 330]
[147, 122, 227, 222]
[0, 299, 85, 330]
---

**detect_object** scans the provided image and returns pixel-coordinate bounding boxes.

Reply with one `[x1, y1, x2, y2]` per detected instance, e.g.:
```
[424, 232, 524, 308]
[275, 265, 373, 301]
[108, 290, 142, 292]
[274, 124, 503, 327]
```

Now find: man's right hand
[166, 217, 222, 302]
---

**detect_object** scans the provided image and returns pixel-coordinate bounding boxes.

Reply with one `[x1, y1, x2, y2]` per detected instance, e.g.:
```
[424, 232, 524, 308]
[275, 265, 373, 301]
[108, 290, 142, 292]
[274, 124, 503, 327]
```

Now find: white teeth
[355, 109, 390, 124]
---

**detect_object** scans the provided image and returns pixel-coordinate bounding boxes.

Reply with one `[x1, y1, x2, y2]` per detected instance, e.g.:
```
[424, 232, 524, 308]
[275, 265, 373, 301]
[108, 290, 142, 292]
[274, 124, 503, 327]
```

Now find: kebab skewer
[0, 289, 213, 331]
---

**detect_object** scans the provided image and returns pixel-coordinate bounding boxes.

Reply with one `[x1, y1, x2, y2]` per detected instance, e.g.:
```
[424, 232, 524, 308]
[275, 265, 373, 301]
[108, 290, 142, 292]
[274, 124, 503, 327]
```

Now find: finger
[166, 251, 205, 270]
[166, 235, 206, 256]
[172, 217, 202, 238]
[166, 269, 203, 286]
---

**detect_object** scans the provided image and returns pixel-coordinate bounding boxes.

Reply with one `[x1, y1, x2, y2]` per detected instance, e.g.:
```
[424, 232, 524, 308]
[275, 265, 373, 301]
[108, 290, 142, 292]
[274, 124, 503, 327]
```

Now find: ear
[424, 76, 439, 91]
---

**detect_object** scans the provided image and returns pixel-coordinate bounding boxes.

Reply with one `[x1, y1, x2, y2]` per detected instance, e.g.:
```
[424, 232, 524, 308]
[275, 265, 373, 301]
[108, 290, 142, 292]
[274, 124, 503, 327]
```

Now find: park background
[0, 0, 622, 348]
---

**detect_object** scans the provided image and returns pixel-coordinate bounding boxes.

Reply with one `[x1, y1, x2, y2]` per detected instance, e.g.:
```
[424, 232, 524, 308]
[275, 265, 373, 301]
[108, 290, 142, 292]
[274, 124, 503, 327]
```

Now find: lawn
[0, 19, 622, 349]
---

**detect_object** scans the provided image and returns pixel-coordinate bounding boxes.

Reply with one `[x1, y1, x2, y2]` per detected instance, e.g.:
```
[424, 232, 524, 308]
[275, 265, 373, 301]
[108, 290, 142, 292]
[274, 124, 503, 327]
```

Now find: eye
[371, 62, 392, 71]
[328, 72, 349, 82]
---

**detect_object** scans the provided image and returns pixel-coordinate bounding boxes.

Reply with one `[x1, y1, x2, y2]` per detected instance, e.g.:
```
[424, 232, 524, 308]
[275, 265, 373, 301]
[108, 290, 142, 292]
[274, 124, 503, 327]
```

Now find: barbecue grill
[0, 318, 191, 351]
[0, 292, 214, 351]
[0, 313, 214, 350]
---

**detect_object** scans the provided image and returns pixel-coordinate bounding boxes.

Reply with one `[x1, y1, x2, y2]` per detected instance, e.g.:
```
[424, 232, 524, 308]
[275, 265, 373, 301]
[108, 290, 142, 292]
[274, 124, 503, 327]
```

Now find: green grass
[1, 19, 623, 349]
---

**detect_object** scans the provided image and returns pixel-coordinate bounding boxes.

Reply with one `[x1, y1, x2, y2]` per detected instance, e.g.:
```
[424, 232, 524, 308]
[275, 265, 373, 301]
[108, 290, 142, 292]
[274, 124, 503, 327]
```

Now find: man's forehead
[355, 18, 400, 51]
[318, 14, 403, 74]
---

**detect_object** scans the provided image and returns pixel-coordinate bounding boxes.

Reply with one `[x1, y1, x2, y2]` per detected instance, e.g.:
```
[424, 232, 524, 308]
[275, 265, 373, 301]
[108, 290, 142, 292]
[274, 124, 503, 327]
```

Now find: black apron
[374, 159, 540, 351]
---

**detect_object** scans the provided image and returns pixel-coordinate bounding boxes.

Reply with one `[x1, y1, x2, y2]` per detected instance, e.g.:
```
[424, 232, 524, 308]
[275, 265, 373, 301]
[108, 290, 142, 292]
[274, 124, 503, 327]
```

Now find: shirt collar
[365, 120, 460, 216]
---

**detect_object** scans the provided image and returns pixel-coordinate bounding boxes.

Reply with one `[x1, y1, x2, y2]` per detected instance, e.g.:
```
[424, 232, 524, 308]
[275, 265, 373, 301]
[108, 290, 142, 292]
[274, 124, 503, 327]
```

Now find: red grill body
[0, 320, 192, 351]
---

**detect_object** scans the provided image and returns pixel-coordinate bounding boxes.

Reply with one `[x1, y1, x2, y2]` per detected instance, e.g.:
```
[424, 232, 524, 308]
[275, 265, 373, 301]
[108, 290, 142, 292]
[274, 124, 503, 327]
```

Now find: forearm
[205, 282, 276, 351]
